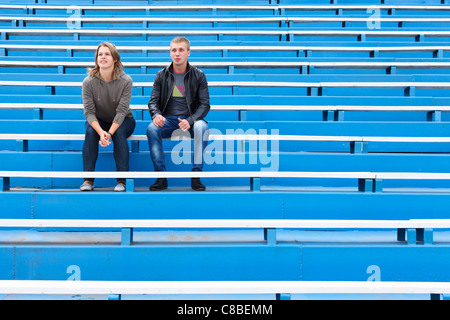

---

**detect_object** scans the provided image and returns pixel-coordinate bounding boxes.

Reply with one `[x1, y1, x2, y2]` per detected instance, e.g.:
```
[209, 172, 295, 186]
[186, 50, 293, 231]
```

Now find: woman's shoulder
[118, 72, 133, 83]
[82, 75, 96, 85]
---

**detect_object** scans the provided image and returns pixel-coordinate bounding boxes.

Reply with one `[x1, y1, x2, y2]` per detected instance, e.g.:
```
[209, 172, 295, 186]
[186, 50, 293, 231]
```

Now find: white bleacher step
[0, 28, 287, 36]
[2, 170, 450, 193]
[1, 218, 449, 229]
[2, 60, 450, 70]
[3, 133, 450, 155]
[3, 133, 450, 143]
[0, 103, 448, 113]
[0, 4, 279, 11]
[0, 280, 449, 298]
[1, 44, 449, 54]
[0, 103, 447, 123]
[2, 28, 450, 38]
[2, 4, 450, 11]
[0, 170, 378, 179]
[0, 80, 449, 89]
[4, 16, 450, 24]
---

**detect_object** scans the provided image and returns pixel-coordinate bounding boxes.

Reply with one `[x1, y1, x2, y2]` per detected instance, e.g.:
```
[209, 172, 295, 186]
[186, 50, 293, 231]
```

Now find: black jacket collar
[167, 61, 191, 74]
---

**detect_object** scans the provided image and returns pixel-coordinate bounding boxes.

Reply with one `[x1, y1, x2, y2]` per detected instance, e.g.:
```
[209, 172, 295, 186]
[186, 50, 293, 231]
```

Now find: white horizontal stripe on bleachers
[289, 30, 450, 37]
[4, 16, 450, 23]
[3, 29, 450, 42]
[2, 60, 450, 69]
[0, 170, 377, 179]
[1, 44, 449, 53]
[6, 17, 284, 22]
[2, 4, 450, 11]
[0, 29, 286, 35]
[2, 133, 450, 143]
[0, 81, 449, 88]
[281, 5, 450, 11]
[2, 170, 450, 180]
[0, 280, 450, 296]
[1, 218, 449, 229]
[3, 29, 450, 37]
[1, 103, 449, 112]
[0, 5, 278, 10]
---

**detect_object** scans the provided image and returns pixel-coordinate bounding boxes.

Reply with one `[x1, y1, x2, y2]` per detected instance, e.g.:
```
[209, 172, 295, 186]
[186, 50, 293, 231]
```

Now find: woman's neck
[100, 68, 113, 82]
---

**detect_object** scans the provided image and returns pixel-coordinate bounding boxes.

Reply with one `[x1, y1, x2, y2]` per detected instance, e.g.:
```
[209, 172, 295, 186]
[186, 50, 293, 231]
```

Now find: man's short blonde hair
[170, 36, 190, 51]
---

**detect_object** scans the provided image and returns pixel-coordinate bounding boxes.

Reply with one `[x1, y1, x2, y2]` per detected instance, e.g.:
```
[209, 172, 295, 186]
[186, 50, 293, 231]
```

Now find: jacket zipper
[183, 69, 192, 116]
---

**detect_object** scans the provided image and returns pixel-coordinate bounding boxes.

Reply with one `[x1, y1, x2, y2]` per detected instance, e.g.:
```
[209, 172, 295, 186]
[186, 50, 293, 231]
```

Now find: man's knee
[193, 120, 209, 137]
[146, 122, 161, 138]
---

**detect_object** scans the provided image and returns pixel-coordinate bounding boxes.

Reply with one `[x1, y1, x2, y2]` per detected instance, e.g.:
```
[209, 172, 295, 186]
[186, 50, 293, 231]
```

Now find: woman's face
[97, 46, 116, 70]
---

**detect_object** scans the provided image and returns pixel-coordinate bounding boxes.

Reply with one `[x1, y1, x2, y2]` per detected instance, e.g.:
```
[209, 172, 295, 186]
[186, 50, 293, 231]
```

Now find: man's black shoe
[191, 178, 206, 191]
[149, 178, 168, 191]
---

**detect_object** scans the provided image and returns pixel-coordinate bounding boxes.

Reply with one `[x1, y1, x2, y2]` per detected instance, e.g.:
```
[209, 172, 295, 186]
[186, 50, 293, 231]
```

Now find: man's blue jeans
[146, 115, 209, 172]
[82, 117, 136, 182]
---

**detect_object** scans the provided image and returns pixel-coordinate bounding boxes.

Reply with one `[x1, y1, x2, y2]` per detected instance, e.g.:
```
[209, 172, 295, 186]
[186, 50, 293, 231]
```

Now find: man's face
[170, 41, 190, 69]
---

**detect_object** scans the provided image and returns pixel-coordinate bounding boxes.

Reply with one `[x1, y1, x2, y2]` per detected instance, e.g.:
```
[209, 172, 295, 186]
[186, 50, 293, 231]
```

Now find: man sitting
[146, 37, 210, 191]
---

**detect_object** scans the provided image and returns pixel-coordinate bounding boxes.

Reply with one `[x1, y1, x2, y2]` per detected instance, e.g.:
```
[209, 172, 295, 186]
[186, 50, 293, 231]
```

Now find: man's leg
[192, 120, 209, 172]
[146, 122, 166, 172]
[191, 120, 209, 191]
[146, 116, 179, 190]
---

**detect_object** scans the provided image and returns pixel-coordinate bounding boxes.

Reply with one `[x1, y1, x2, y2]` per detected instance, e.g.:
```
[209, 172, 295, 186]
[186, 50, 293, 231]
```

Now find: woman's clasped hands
[99, 130, 112, 147]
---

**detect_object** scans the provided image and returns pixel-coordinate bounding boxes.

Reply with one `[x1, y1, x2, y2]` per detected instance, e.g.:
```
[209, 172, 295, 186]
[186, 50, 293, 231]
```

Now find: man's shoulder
[154, 66, 170, 81]
[158, 65, 171, 75]
[188, 65, 207, 85]
[189, 64, 205, 76]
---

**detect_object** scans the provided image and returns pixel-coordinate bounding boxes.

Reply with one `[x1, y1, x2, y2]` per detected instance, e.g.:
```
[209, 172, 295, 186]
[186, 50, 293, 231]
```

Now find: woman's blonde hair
[88, 42, 124, 80]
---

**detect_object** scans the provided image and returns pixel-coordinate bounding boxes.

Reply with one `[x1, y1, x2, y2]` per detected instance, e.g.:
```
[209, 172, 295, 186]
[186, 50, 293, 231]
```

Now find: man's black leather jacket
[147, 62, 210, 127]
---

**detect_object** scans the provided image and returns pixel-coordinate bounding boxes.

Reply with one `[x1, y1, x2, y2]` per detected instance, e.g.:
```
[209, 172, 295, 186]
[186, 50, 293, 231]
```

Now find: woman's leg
[82, 121, 100, 183]
[111, 117, 136, 181]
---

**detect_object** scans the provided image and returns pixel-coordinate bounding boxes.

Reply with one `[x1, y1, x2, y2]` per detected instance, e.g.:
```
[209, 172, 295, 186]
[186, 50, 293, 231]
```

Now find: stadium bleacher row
[1, 0, 450, 300]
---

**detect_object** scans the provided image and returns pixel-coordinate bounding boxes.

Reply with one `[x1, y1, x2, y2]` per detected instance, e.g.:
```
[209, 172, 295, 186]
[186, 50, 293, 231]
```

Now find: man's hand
[178, 118, 191, 131]
[153, 114, 166, 127]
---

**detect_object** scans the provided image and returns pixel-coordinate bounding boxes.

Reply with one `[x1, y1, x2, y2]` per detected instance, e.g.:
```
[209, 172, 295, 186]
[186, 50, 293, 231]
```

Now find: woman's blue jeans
[146, 115, 209, 172]
[82, 117, 136, 182]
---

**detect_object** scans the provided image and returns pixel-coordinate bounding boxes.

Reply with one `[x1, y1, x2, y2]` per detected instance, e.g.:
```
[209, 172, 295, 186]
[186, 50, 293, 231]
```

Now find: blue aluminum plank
[1, 191, 450, 220]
